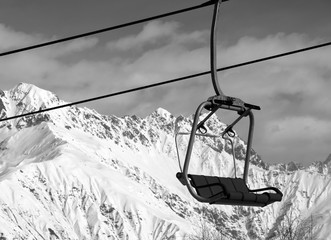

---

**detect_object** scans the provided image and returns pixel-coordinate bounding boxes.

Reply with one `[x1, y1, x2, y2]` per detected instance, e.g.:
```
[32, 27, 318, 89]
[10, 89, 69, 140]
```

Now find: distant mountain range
[0, 83, 330, 239]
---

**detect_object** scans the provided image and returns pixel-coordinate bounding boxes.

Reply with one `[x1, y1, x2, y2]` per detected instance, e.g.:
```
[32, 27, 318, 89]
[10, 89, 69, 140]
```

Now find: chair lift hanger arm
[210, 0, 224, 96]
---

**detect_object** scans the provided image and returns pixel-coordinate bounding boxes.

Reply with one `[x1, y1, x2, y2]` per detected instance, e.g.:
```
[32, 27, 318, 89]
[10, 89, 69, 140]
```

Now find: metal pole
[243, 110, 255, 181]
[210, 0, 224, 96]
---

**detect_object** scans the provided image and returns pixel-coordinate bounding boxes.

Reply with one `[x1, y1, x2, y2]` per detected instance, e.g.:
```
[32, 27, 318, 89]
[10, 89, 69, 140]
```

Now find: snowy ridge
[0, 83, 330, 239]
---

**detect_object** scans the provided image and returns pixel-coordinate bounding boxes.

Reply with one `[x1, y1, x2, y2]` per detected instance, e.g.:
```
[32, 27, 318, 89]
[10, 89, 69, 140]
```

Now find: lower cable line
[1, 40, 331, 122]
[0, 71, 208, 122]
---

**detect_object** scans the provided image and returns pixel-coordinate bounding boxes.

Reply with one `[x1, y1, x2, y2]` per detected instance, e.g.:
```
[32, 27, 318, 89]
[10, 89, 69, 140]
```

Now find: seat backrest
[218, 178, 236, 193]
[189, 175, 248, 195]
[230, 178, 249, 193]
[189, 174, 224, 198]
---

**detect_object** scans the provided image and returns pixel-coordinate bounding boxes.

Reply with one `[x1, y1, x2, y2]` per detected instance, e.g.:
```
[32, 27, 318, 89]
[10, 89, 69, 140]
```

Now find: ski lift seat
[188, 174, 283, 207]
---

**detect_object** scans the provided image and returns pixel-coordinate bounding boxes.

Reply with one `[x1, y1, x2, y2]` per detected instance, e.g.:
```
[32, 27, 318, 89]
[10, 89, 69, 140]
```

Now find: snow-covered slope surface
[0, 83, 330, 239]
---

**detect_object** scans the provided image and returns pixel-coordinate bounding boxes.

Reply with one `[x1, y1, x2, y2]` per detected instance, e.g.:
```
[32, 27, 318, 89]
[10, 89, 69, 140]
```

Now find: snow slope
[0, 83, 330, 239]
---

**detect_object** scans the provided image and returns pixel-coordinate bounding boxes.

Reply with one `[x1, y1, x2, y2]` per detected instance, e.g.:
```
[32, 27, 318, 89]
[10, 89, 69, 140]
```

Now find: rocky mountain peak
[155, 107, 172, 119]
[324, 153, 331, 165]
[9, 82, 60, 109]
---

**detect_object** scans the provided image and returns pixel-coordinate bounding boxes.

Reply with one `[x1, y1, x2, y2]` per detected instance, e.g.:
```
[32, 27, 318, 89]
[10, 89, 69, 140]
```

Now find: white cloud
[40, 37, 99, 57]
[106, 21, 180, 51]
[261, 116, 331, 165]
[266, 117, 331, 143]
[212, 33, 331, 165]
[219, 33, 316, 65]
[0, 22, 98, 57]
[0, 22, 99, 91]
[0, 24, 42, 51]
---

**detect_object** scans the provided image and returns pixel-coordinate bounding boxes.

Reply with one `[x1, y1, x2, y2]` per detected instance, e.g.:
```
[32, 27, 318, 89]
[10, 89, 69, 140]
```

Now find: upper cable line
[0, 0, 215, 58]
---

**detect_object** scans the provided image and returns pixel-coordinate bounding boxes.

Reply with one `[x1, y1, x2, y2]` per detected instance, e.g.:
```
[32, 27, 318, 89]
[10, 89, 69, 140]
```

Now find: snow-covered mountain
[0, 83, 330, 239]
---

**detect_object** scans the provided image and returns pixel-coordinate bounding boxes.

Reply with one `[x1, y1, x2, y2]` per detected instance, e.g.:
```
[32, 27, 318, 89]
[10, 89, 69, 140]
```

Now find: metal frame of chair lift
[176, 96, 283, 207]
[175, 0, 283, 207]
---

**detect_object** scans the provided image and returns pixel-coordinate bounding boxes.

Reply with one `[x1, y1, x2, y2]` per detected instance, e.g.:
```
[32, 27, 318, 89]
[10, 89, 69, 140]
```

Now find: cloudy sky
[0, 0, 330, 166]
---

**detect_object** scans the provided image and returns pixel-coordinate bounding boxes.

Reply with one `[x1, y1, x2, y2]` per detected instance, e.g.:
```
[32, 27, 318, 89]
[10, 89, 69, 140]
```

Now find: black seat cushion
[231, 178, 256, 202]
[219, 178, 243, 200]
[188, 174, 282, 207]
[189, 175, 225, 199]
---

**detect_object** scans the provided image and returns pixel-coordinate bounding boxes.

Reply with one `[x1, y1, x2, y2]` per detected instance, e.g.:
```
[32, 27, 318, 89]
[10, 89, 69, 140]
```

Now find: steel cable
[0, 1, 215, 58]
[1, 41, 331, 122]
